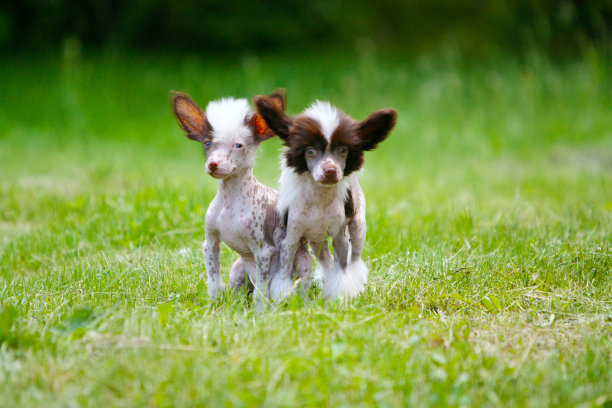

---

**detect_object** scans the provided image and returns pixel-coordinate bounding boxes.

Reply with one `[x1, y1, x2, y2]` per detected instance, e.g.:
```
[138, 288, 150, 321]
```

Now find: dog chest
[206, 202, 266, 256]
[290, 200, 346, 241]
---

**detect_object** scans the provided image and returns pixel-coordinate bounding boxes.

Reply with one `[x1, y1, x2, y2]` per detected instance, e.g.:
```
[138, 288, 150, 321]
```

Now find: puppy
[254, 97, 397, 300]
[170, 90, 311, 307]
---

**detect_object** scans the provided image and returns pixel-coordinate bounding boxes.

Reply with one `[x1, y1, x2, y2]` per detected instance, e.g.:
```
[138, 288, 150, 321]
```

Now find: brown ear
[267, 88, 287, 112]
[169, 91, 211, 142]
[358, 108, 397, 151]
[253, 95, 293, 142]
[250, 113, 275, 141]
[249, 88, 288, 142]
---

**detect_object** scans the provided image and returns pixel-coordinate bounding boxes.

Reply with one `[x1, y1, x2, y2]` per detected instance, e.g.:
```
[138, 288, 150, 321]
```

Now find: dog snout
[318, 162, 341, 184]
[323, 164, 337, 176]
[208, 161, 219, 171]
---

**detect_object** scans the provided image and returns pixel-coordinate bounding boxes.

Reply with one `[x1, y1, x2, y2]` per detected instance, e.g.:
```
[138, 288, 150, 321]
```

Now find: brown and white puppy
[170, 90, 311, 308]
[254, 97, 397, 300]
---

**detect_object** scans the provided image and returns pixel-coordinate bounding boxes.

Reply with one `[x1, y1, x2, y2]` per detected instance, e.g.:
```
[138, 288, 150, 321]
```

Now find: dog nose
[208, 161, 218, 171]
[323, 165, 337, 176]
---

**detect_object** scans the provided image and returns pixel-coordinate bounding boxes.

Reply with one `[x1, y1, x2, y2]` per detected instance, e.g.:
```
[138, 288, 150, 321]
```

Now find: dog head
[171, 90, 286, 179]
[254, 97, 397, 185]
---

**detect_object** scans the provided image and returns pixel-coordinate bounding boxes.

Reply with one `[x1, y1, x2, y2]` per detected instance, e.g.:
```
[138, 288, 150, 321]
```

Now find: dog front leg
[293, 240, 313, 297]
[345, 198, 369, 291]
[348, 214, 366, 264]
[321, 232, 365, 300]
[332, 231, 350, 272]
[253, 244, 274, 310]
[348, 185, 367, 264]
[270, 227, 301, 301]
[310, 239, 333, 284]
[202, 231, 224, 299]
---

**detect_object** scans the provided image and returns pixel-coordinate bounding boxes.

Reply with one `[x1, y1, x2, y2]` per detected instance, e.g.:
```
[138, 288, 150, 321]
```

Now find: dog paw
[207, 278, 226, 299]
[312, 263, 324, 285]
[269, 275, 294, 301]
[322, 259, 368, 300]
[347, 259, 368, 286]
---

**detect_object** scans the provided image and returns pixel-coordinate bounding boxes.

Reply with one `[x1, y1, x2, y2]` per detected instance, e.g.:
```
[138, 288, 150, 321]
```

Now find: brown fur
[255, 98, 398, 300]
[330, 117, 363, 176]
[252, 95, 292, 141]
[254, 95, 397, 178]
[285, 116, 328, 173]
[358, 109, 397, 151]
[344, 188, 355, 220]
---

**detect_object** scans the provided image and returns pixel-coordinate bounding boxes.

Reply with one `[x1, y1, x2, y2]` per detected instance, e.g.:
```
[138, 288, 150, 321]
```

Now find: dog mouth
[316, 176, 341, 185]
[207, 170, 231, 179]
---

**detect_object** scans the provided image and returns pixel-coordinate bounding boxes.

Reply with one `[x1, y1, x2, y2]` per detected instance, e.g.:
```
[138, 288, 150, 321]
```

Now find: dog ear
[249, 88, 288, 142]
[357, 108, 397, 151]
[169, 91, 211, 142]
[253, 94, 293, 142]
[267, 88, 287, 112]
[250, 113, 275, 141]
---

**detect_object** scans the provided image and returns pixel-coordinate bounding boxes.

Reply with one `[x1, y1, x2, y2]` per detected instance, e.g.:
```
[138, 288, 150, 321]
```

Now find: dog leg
[293, 240, 313, 298]
[229, 258, 254, 294]
[253, 244, 275, 310]
[202, 231, 224, 299]
[320, 232, 364, 299]
[310, 240, 338, 299]
[348, 217, 366, 262]
[345, 188, 369, 291]
[333, 230, 350, 271]
[270, 227, 301, 301]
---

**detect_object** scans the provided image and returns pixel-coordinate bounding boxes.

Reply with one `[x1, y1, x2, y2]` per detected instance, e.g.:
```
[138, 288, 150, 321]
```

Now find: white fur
[322, 259, 368, 300]
[270, 101, 380, 302]
[269, 274, 294, 301]
[195, 96, 312, 307]
[206, 98, 252, 142]
[304, 101, 342, 140]
[312, 263, 324, 284]
[274, 154, 366, 301]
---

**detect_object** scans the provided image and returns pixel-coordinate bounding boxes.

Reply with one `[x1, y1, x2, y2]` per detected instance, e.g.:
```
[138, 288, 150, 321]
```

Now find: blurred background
[0, 0, 611, 250]
[2, 3, 612, 405]
[1, 0, 610, 57]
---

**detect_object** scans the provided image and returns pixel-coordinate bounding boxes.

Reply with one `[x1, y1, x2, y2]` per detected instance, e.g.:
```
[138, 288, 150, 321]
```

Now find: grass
[0, 47, 611, 407]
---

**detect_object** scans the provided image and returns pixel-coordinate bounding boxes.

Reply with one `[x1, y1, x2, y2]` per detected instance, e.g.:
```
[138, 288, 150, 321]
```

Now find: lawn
[1, 49, 611, 407]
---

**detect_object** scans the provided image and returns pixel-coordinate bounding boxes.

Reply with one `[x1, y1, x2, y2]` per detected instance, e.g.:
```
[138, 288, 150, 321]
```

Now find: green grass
[1, 48, 611, 407]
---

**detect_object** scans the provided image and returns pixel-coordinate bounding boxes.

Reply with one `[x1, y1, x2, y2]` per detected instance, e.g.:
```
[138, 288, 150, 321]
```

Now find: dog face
[171, 91, 286, 179]
[254, 97, 397, 185]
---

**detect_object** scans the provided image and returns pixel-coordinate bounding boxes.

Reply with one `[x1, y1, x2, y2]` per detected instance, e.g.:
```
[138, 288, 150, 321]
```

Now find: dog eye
[338, 146, 348, 156]
[204, 141, 212, 149]
[305, 147, 316, 158]
[234, 143, 243, 149]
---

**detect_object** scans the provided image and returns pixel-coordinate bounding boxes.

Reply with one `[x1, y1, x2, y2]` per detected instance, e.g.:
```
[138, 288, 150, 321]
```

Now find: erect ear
[249, 88, 288, 142]
[253, 94, 293, 142]
[358, 108, 397, 151]
[249, 113, 275, 141]
[267, 88, 287, 113]
[169, 91, 211, 142]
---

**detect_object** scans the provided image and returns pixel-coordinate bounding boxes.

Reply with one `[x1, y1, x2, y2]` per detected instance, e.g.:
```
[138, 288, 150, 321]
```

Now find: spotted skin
[170, 91, 311, 309]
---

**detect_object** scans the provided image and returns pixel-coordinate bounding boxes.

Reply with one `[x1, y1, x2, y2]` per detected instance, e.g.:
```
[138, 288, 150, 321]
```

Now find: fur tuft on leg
[347, 258, 368, 286]
[322, 259, 368, 300]
[312, 263, 324, 285]
[269, 274, 294, 301]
